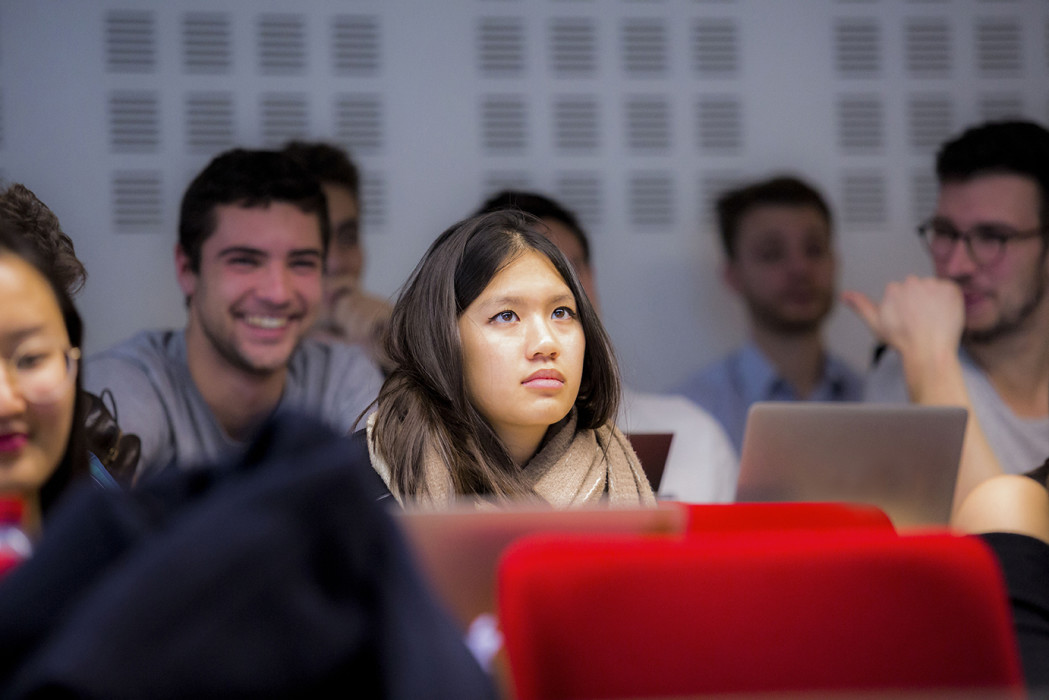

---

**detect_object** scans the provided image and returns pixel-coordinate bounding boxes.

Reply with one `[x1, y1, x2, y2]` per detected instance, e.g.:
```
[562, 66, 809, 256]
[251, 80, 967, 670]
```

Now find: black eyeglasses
[917, 219, 1045, 267]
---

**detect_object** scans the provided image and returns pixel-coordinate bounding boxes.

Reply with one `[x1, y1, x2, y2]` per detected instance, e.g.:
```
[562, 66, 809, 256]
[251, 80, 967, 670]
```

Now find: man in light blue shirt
[677, 176, 863, 453]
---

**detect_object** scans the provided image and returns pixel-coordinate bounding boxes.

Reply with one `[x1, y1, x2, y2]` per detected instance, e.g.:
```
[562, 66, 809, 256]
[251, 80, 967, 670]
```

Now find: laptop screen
[736, 403, 967, 528]
[626, 432, 674, 491]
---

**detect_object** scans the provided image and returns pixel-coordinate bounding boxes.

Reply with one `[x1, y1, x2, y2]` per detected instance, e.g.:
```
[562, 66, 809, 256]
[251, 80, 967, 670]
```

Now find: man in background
[677, 176, 862, 453]
[849, 120, 1049, 476]
[282, 141, 393, 372]
[86, 149, 383, 479]
[478, 190, 739, 502]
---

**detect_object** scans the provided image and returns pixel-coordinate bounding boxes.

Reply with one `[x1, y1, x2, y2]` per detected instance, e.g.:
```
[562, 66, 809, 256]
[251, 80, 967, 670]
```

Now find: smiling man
[85, 149, 383, 479]
[859, 120, 1049, 475]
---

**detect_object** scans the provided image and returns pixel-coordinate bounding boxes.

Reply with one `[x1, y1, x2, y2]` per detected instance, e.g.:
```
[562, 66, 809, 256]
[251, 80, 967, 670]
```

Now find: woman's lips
[0, 433, 28, 453]
[523, 370, 565, 389]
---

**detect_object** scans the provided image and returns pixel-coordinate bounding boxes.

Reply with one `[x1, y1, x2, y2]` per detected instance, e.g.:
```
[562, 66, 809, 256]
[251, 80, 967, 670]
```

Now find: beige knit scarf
[367, 409, 656, 509]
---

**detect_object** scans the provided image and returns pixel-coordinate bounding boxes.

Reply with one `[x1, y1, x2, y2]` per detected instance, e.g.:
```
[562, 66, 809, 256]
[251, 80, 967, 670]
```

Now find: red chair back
[681, 501, 895, 534]
[498, 530, 1022, 700]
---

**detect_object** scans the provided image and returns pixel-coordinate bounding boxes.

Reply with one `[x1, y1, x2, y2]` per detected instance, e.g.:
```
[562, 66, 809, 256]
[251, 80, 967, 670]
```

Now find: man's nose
[258, 264, 294, 304]
[940, 236, 977, 279]
[785, 248, 817, 276]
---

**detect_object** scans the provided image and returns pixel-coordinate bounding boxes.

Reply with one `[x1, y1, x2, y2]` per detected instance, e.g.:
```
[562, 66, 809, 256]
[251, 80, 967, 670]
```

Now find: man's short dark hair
[476, 190, 591, 265]
[936, 120, 1049, 227]
[715, 176, 832, 260]
[281, 141, 360, 198]
[178, 148, 330, 273]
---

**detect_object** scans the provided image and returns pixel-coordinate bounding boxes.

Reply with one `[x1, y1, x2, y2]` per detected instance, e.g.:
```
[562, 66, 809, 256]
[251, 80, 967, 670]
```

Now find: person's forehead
[737, 204, 830, 240]
[207, 202, 323, 250]
[476, 250, 569, 298]
[0, 253, 57, 300]
[936, 174, 1042, 224]
[0, 255, 66, 341]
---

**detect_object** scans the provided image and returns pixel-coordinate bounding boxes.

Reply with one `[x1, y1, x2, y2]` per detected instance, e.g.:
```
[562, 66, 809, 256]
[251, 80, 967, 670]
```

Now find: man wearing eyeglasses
[847, 120, 1049, 476]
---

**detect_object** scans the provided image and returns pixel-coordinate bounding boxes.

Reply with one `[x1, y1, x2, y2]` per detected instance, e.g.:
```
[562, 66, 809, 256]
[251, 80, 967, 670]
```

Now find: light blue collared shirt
[676, 341, 864, 454]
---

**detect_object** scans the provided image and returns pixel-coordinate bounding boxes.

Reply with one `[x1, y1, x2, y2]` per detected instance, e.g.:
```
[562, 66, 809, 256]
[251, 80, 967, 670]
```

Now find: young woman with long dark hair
[366, 210, 654, 507]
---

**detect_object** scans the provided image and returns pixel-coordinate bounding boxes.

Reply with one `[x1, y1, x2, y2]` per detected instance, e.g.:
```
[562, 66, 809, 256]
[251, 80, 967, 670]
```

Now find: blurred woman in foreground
[0, 224, 87, 536]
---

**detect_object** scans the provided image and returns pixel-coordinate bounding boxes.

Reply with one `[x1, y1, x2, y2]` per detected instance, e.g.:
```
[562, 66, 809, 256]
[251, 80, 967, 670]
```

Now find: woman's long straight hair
[372, 210, 620, 500]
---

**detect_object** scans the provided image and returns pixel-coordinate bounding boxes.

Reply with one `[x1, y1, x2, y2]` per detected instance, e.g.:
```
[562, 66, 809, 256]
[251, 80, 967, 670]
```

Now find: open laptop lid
[394, 504, 685, 631]
[736, 402, 968, 529]
[626, 432, 674, 491]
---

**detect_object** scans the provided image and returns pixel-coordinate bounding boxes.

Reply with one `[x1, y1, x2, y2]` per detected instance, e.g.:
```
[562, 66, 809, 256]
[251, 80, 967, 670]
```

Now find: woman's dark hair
[0, 183, 87, 297]
[476, 190, 591, 265]
[0, 223, 89, 513]
[372, 210, 620, 500]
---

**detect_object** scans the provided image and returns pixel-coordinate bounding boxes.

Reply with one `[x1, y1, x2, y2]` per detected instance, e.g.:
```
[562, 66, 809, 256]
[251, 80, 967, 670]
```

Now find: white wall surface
[1, 0, 1047, 391]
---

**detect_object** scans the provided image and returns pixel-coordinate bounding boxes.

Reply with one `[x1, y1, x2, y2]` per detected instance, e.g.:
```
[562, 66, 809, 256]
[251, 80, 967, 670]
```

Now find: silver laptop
[736, 402, 968, 529]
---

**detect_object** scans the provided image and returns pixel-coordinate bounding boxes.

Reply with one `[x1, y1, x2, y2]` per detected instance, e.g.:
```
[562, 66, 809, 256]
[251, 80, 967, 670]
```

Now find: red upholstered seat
[498, 530, 1022, 700]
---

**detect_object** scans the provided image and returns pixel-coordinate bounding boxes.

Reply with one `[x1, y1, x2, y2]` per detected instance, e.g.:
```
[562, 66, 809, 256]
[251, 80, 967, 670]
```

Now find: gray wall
[2, 0, 1047, 391]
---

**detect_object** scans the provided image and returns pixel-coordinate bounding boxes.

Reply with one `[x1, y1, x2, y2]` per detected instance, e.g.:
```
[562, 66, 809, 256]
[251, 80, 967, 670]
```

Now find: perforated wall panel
[3, 0, 1048, 391]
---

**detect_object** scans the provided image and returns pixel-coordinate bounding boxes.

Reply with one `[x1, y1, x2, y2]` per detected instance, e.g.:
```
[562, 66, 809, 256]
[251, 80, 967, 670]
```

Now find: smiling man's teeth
[245, 315, 288, 329]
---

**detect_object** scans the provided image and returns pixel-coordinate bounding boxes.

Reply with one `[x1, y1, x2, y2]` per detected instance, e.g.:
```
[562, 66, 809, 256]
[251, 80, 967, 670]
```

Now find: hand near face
[323, 270, 358, 306]
[842, 275, 965, 363]
[316, 286, 394, 371]
[330, 289, 392, 345]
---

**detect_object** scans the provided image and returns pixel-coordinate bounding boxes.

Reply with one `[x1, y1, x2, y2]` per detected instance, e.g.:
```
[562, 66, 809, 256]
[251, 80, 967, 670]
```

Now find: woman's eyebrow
[0, 325, 49, 352]
[3, 325, 45, 341]
[478, 294, 524, 308]
[480, 292, 575, 308]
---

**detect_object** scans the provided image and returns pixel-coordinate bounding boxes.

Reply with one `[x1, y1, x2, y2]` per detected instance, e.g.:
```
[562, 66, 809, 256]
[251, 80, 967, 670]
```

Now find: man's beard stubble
[745, 293, 833, 337]
[964, 271, 1047, 346]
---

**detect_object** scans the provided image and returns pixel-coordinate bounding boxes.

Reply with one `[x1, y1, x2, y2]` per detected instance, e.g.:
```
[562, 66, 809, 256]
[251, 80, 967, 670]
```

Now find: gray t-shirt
[864, 348, 1049, 475]
[85, 329, 384, 479]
